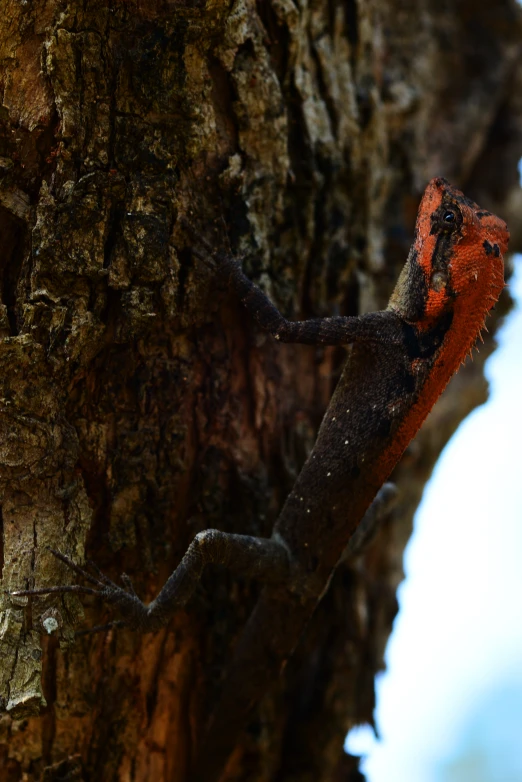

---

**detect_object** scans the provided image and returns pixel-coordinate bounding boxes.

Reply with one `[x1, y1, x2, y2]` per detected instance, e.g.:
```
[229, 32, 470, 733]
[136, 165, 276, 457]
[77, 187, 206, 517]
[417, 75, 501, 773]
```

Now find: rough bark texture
[0, 1, 521, 780]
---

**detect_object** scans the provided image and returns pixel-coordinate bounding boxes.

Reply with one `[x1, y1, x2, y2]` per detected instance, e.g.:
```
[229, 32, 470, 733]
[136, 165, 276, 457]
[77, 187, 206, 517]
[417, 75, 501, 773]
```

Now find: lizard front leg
[193, 242, 400, 348]
[12, 531, 291, 633]
[11, 485, 396, 633]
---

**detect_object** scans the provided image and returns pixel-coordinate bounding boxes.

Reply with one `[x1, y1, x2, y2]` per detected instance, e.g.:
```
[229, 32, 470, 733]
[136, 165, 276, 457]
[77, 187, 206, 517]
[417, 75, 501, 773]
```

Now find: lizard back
[275, 177, 508, 587]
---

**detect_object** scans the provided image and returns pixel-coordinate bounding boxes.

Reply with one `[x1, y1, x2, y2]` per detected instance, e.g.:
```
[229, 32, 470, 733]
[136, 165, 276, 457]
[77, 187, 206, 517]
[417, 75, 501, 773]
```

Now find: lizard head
[389, 177, 508, 329]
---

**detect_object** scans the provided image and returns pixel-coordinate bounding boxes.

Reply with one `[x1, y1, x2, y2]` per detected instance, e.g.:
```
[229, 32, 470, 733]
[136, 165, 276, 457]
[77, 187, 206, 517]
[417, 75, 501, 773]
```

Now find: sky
[346, 256, 522, 781]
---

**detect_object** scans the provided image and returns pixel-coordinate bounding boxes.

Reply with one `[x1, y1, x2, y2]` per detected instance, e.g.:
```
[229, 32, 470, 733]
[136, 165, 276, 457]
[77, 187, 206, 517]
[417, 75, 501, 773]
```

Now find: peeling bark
[0, 1, 521, 780]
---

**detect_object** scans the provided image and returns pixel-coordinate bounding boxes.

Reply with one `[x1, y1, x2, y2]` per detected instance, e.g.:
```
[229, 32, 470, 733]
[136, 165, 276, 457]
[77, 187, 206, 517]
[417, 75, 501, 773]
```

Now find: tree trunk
[0, 1, 521, 780]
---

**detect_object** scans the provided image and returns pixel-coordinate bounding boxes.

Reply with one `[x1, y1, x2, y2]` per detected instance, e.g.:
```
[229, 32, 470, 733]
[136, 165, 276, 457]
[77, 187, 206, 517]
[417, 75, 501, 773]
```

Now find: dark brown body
[195, 178, 508, 779]
[276, 313, 432, 578]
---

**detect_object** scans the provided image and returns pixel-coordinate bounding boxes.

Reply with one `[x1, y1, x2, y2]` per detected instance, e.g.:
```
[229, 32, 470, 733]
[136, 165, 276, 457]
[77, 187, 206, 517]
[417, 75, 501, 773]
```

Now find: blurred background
[346, 254, 522, 778]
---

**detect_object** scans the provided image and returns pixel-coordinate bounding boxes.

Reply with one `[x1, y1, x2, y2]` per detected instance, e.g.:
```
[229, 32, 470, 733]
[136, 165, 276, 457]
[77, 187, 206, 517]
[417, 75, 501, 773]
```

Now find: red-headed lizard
[13, 177, 509, 779]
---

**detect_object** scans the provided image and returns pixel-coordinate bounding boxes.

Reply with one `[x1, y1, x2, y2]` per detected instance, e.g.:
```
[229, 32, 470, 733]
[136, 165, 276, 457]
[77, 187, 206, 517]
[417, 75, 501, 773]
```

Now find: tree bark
[0, 1, 521, 780]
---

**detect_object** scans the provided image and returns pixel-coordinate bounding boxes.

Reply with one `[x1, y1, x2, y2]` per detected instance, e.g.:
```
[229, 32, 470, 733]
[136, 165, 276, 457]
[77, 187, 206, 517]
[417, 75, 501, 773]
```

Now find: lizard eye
[430, 204, 462, 235]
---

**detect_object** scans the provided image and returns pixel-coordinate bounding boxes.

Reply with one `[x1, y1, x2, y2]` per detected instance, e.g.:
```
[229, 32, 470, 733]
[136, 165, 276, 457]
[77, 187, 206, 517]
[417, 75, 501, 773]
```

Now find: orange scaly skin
[13, 178, 509, 781]
[379, 177, 508, 480]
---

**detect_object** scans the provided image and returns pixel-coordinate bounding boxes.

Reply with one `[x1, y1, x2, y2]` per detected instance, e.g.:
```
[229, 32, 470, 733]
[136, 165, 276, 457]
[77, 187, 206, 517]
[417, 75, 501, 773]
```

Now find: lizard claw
[120, 573, 138, 597]
[9, 547, 103, 599]
[9, 548, 153, 631]
[48, 550, 152, 627]
[48, 547, 103, 587]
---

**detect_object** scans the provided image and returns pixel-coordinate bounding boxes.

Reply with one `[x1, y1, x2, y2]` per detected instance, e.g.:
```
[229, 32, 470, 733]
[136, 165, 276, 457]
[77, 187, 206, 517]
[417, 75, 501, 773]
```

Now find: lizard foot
[10, 548, 154, 631]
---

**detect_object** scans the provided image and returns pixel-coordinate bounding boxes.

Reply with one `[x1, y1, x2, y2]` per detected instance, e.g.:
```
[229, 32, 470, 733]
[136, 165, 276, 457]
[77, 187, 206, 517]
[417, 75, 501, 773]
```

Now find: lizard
[12, 177, 508, 780]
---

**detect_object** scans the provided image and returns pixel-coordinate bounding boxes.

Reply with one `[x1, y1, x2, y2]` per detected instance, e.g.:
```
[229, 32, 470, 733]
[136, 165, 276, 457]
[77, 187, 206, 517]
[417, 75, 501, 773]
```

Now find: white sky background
[346, 255, 522, 781]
